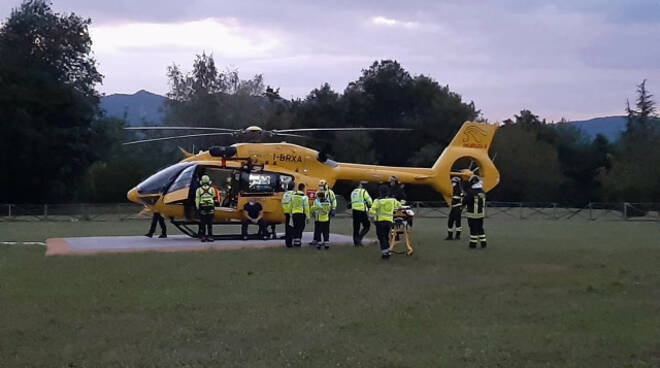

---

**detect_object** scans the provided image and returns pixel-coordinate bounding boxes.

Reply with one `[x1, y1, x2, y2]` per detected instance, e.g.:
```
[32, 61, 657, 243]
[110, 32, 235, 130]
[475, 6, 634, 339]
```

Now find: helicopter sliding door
[163, 164, 197, 204]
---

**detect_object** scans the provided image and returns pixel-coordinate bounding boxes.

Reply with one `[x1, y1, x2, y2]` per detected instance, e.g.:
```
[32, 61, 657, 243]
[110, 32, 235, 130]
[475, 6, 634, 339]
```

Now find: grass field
[0, 218, 658, 367]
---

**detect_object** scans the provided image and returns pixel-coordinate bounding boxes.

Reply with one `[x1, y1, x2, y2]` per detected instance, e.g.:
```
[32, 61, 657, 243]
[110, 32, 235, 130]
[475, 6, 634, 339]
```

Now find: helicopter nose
[127, 187, 140, 204]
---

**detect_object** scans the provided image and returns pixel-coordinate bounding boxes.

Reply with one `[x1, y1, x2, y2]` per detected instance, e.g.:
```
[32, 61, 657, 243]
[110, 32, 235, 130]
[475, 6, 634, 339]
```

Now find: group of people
[280, 180, 337, 249]
[446, 175, 487, 249]
[277, 175, 408, 259]
[146, 172, 487, 252]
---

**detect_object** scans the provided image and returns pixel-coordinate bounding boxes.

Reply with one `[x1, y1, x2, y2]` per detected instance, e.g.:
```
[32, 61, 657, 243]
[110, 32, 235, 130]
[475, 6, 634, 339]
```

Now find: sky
[1, 0, 659, 122]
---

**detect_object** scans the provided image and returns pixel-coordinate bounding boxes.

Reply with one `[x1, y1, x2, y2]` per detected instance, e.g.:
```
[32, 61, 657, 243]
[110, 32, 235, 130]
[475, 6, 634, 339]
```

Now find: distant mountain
[568, 116, 627, 142]
[100, 90, 167, 126]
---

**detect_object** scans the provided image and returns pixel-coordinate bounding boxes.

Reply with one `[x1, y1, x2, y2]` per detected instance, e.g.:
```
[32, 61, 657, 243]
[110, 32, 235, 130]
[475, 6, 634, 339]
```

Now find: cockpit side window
[137, 162, 195, 195]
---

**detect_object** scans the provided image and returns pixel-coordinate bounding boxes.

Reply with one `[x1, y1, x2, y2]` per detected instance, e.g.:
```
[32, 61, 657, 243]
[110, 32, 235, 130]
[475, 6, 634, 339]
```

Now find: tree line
[1, 0, 658, 205]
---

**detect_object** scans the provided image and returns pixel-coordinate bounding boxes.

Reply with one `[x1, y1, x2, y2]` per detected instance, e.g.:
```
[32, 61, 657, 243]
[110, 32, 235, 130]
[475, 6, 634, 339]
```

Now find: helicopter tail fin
[431, 121, 500, 199]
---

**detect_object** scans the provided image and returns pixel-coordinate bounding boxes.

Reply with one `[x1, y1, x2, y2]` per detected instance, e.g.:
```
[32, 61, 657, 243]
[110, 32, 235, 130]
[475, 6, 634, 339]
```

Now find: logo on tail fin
[462, 125, 487, 143]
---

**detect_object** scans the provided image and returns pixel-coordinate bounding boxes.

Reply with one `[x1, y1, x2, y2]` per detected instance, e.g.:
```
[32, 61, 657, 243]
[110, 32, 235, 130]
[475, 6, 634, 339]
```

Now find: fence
[0, 202, 658, 222]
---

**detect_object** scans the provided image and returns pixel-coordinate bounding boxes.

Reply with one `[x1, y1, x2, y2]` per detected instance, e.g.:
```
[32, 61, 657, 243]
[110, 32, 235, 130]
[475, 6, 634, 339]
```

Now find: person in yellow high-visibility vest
[289, 183, 310, 247]
[311, 191, 332, 249]
[350, 181, 372, 246]
[316, 179, 337, 215]
[369, 185, 402, 260]
[280, 181, 295, 247]
[195, 175, 217, 242]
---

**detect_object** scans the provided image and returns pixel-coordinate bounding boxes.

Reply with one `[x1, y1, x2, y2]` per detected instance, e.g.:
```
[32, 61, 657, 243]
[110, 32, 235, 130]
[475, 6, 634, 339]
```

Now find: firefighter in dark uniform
[464, 175, 487, 248]
[445, 176, 464, 240]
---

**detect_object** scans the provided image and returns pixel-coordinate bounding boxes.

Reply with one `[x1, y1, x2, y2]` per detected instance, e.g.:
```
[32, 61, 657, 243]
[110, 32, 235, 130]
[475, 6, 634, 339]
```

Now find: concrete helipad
[46, 232, 372, 256]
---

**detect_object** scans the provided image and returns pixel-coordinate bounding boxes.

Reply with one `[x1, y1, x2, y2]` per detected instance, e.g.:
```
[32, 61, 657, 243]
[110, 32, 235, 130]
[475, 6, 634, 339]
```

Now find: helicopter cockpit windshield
[137, 162, 195, 195]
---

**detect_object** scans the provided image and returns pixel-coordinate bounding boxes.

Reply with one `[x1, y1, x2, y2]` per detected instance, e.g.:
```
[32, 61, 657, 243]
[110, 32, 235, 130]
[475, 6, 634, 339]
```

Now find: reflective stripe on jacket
[369, 197, 402, 222]
[281, 190, 294, 214]
[465, 190, 486, 219]
[290, 191, 310, 217]
[195, 185, 216, 209]
[317, 188, 337, 210]
[350, 188, 372, 211]
[312, 199, 332, 222]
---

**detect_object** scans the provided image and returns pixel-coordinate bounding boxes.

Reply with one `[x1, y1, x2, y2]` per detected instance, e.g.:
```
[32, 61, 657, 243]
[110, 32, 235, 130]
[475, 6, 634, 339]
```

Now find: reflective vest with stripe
[350, 188, 372, 211]
[281, 190, 294, 214]
[290, 191, 310, 216]
[369, 198, 401, 222]
[312, 199, 332, 222]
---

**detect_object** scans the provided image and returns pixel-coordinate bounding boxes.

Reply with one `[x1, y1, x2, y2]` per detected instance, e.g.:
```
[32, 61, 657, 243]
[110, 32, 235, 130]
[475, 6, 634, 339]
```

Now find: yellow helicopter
[125, 122, 499, 237]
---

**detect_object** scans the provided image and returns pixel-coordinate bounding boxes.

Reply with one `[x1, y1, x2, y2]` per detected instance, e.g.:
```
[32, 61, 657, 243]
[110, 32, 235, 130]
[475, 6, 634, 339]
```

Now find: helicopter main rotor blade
[125, 126, 238, 132]
[122, 132, 235, 145]
[273, 127, 412, 133]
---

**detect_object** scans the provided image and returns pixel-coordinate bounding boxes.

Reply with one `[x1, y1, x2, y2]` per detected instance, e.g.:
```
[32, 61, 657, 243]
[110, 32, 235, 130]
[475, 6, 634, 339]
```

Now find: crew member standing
[464, 175, 487, 248]
[290, 183, 310, 247]
[350, 181, 372, 246]
[311, 191, 332, 249]
[388, 175, 407, 202]
[317, 179, 337, 215]
[195, 175, 217, 242]
[281, 181, 295, 247]
[369, 185, 402, 260]
[445, 176, 464, 240]
[145, 211, 167, 238]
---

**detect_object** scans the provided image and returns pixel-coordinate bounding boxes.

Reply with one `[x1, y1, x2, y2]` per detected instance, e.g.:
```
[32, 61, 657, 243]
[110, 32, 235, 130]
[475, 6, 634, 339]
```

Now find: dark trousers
[467, 218, 486, 245]
[313, 221, 330, 242]
[448, 207, 462, 232]
[352, 210, 370, 245]
[375, 221, 392, 254]
[199, 213, 214, 238]
[147, 212, 166, 235]
[284, 213, 293, 247]
[241, 218, 266, 237]
[291, 213, 306, 246]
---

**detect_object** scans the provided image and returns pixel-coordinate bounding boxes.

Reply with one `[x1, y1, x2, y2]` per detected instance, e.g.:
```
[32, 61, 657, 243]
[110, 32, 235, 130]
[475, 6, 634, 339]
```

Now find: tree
[164, 53, 267, 142]
[625, 79, 656, 133]
[342, 60, 478, 166]
[0, 0, 103, 202]
[602, 80, 660, 202]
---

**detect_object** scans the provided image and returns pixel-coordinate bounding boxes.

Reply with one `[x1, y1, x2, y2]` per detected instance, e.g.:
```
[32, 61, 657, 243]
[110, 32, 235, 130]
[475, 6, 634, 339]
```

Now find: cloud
[90, 18, 281, 58]
[370, 16, 418, 29]
[3, 0, 658, 121]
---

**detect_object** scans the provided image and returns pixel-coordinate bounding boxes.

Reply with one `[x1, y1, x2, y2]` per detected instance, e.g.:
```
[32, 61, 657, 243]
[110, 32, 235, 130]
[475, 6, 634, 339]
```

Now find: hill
[568, 116, 627, 141]
[100, 90, 167, 126]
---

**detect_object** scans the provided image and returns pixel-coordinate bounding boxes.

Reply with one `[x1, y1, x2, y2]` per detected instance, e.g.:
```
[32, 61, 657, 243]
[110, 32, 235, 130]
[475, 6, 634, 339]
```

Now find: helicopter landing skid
[170, 219, 277, 240]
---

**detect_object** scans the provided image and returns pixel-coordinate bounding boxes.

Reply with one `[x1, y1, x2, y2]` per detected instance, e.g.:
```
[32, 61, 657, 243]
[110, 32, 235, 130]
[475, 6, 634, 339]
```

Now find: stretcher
[389, 206, 414, 255]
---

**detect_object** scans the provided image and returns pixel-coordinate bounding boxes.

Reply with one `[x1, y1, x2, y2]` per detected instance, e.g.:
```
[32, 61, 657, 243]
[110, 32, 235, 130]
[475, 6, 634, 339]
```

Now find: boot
[455, 231, 461, 240]
[323, 242, 329, 250]
[481, 241, 487, 248]
[444, 231, 453, 240]
[469, 242, 477, 249]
